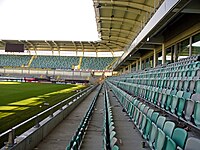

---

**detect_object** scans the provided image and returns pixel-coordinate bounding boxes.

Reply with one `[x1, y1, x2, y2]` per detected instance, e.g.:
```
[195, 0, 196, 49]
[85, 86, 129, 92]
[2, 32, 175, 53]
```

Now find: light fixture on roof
[147, 37, 150, 41]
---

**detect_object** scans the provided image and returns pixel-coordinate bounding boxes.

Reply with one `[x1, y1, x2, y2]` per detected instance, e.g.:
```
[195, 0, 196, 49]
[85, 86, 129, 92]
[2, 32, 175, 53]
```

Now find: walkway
[80, 88, 104, 150]
[35, 87, 100, 150]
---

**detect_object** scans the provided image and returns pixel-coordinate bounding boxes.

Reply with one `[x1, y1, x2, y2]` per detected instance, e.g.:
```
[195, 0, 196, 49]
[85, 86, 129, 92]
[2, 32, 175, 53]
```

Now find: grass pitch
[0, 82, 86, 134]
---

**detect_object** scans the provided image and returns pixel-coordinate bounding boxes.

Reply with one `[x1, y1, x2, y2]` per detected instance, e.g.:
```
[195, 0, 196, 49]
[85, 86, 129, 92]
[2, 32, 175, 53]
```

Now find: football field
[0, 82, 86, 134]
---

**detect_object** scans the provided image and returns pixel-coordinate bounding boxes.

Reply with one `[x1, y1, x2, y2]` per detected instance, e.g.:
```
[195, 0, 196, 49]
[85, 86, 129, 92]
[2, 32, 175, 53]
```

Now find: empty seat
[165, 136, 176, 150]
[184, 137, 200, 150]
[156, 116, 166, 129]
[194, 101, 200, 127]
[171, 91, 184, 114]
[184, 93, 200, 122]
[172, 128, 188, 149]
[163, 121, 175, 138]
[154, 128, 166, 150]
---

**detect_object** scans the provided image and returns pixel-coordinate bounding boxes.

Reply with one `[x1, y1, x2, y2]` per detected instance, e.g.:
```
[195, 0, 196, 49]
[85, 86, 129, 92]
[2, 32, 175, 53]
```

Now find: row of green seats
[107, 81, 200, 150]
[0, 55, 31, 67]
[81, 57, 115, 70]
[31, 56, 79, 69]
[103, 85, 119, 150]
[112, 77, 200, 128]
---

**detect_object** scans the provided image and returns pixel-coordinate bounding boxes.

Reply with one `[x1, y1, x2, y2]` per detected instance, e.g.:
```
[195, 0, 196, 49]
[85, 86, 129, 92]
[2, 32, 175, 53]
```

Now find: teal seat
[156, 116, 166, 129]
[165, 90, 177, 111]
[184, 94, 199, 121]
[151, 112, 159, 123]
[176, 97, 186, 117]
[165, 136, 176, 150]
[148, 122, 157, 148]
[112, 145, 119, 150]
[139, 114, 147, 133]
[154, 128, 166, 150]
[172, 128, 188, 149]
[195, 79, 200, 93]
[194, 101, 200, 127]
[171, 91, 183, 114]
[143, 118, 152, 139]
[161, 89, 171, 108]
[146, 108, 154, 118]
[163, 121, 175, 138]
[110, 137, 118, 147]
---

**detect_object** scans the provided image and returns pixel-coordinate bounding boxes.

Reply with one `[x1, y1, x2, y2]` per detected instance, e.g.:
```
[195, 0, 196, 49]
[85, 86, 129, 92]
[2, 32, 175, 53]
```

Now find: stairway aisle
[80, 88, 104, 150]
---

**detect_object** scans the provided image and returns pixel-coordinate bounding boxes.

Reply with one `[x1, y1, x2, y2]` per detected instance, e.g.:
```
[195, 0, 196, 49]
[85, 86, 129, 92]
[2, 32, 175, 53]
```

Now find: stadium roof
[0, 0, 163, 56]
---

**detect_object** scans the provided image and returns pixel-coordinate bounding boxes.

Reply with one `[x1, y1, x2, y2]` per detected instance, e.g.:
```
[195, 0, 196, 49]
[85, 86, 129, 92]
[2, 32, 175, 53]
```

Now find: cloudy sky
[0, 0, 99, 41]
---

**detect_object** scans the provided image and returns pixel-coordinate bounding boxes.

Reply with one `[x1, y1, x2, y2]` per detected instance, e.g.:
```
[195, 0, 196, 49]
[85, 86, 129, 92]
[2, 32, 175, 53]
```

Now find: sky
[0, 0, 99, 41]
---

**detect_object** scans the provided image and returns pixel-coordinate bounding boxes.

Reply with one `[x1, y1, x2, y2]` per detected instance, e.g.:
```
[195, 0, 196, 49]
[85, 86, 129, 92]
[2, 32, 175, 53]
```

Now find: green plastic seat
[195, 79, 200, 93]
[156, 116, 166, 129]
[194, 101, 200, 127]
[110, 137, 118, 147]
[165, 136, 176, 150]
[112, 145, 119, 150]
[176, 97, 187, 117]
[171, 91, 183, 114]
[172, 128, 188, 149]
[143, 118, 152, 140]
[154, 128, 166, 150]
[148, 122, 157, 148]
[151, 112, 159, 123]
[163, 121, 175, 138]
[165, 90, 177, 111]
[139, 114, 147, 133]
[161, 89, 171, 108]
[146, 108, 154, 118]
[134, 108, 140, 125]
[110, 131, 116, 140]
[184, 94, 199, 121]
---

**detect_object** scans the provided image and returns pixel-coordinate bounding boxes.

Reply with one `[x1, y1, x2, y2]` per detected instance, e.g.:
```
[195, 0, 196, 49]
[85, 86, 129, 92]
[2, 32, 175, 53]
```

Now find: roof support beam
[97, 17, 141, 26]
[94, 0, 152, 12]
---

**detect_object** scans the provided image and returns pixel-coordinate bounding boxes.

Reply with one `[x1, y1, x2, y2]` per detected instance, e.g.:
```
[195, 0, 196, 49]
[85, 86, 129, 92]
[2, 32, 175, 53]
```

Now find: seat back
[154, 128, 166, 150]
[156, 116, 166, 129]
[185, 137, 200, 150]
[163, 121, 175, 138]
[165, 136, 176, 150]
[172, 128, 188, 149]
[151, 112, 159, 123]
[194, 101, 200, 127]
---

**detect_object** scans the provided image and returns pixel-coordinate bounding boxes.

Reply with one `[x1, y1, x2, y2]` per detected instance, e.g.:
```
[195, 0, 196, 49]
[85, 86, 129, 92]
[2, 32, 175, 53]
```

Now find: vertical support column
[129, 64, 132, 73]
[171, 46, 174, 63]
[189, 36, 192, 56]
[139, 57, 142, 70]
[162, 43, 166, 64]
[174, 44, 178, 62]
[136, 60, 138, 71]
[123, 67, 126, 73]
[153, 49, 157, 68]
